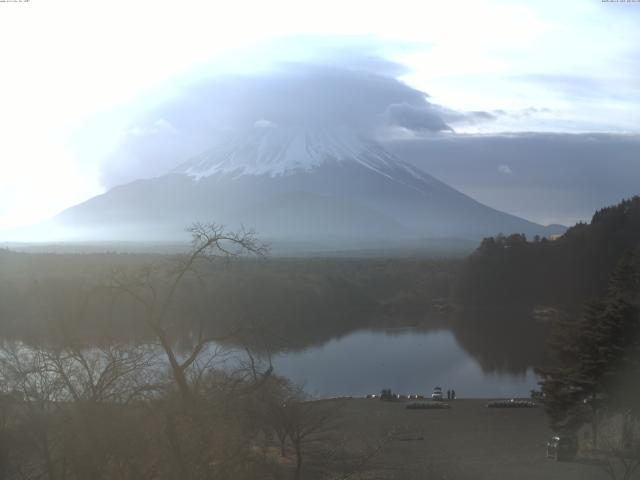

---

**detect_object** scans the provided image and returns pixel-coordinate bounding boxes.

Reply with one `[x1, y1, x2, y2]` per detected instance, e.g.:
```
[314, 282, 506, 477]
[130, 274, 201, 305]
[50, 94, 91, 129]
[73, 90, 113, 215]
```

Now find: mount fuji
[54, 125, 563, 252]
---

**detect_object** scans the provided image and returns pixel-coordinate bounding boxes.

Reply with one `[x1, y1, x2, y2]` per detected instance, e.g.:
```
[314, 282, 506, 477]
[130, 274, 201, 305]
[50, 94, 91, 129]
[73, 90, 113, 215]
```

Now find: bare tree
[45, 342, 159, 404]
[0, 338, 162, 480]
[287, 400, 340, 480]
[256, 381, 342, 480]
[0, 343, 67, 480]
[98, 223, 269, 479]
[107, 222, 267, 404]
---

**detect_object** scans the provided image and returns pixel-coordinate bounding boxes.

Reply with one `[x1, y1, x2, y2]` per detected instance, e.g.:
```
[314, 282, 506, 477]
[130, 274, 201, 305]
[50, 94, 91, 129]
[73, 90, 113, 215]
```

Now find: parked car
[431, 386, 443, 401]
[546, 435, 577, 461]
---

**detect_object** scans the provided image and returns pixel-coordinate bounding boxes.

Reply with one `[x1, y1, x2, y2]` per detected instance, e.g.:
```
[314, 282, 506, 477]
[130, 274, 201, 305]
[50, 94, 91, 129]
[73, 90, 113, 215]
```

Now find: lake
[269, 328, 539, 398]
[1, 309, 545, 400]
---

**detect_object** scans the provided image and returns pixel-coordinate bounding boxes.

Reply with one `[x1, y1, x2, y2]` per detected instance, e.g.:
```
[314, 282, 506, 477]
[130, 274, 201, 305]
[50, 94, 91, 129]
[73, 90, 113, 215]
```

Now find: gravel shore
[334, 398, 607, 479]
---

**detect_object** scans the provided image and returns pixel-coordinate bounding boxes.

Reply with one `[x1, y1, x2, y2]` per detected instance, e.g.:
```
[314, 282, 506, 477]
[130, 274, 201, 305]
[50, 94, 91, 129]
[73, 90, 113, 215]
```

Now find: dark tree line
[0, 250, 458, 347]
[457, 196, 640, 307]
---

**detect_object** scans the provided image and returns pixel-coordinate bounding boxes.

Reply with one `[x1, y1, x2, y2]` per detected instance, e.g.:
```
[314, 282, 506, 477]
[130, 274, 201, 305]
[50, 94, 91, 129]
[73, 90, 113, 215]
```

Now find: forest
[456, 196, 640, 307]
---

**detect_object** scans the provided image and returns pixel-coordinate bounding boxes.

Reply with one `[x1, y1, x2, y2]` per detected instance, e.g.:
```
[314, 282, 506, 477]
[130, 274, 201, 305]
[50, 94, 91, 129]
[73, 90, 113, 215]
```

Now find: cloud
[385, 132, 640, 226]
[384, 103, 453, 133]
[157, 63, 430, 131]
[128, 118, 178, 137]
[437, 107, 496, 125]
[518, 74, 608, 100]
[497, 164, 512, 175]
[254, 119, 277, 128]
[101, 56, 499, 186]
[494, 107, 551, 119]
[382, 103, 498, 133]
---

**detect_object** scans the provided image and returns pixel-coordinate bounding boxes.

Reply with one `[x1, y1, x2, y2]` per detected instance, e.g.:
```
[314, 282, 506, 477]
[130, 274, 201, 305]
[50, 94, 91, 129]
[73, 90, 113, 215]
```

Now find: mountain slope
[54, 126, 563, 251]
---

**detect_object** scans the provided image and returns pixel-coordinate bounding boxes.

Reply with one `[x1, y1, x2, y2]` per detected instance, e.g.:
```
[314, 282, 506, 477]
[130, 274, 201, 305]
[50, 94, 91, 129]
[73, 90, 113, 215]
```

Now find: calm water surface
[270, 328, 538, 398]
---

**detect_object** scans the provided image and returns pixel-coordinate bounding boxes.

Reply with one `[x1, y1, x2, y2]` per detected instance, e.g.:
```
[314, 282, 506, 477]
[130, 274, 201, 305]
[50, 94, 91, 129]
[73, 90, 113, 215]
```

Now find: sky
[0, 0, 639, 231]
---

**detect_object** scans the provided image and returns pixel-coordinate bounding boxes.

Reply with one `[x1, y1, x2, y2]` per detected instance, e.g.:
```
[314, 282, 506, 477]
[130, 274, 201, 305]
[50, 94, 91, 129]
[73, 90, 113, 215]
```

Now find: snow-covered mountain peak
[173, 125, 425, 180]
[55, 123, 562, 247]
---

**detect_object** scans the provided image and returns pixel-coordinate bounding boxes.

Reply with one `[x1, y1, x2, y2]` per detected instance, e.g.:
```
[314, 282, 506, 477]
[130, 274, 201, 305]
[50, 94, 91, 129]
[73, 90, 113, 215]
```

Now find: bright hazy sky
[0, 0, 639, 231]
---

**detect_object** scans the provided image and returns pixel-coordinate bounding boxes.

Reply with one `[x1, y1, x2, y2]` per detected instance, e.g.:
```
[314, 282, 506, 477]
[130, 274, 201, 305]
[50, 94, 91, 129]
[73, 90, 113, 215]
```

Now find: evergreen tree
[537, 251, 640, 442]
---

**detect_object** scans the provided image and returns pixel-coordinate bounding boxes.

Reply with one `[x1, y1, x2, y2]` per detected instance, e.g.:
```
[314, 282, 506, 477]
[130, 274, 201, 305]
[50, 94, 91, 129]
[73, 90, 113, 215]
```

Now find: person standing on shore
[451, 389, 456, 400]
[447, 389, 451, 400]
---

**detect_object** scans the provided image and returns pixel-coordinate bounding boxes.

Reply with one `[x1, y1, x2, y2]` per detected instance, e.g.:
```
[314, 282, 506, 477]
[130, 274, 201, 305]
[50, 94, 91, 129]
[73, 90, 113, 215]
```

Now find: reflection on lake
[2, 305, 548, 399]
[270, 328, 538, 398]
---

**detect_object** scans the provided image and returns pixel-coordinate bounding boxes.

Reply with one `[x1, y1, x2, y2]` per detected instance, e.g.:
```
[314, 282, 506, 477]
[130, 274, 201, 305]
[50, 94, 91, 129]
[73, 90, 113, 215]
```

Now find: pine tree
[537, 251, 640, 442]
